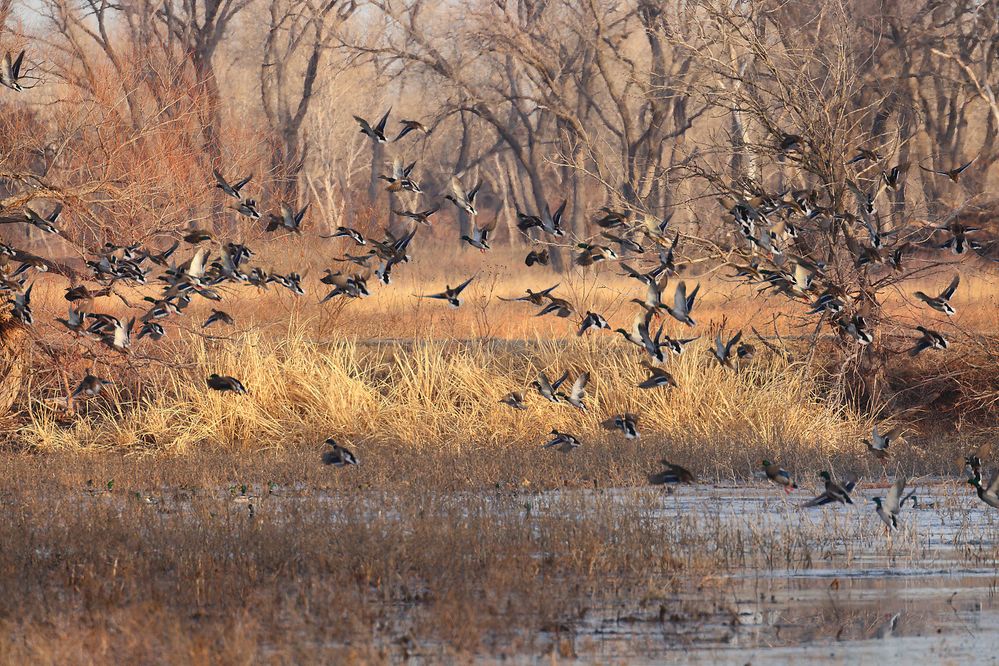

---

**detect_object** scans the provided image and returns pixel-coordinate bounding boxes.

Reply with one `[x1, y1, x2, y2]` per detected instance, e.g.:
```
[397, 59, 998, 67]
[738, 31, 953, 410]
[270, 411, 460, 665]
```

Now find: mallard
[919, 156, 976, 183]
[873, 476, 907, 531]
[137, 321, 166, 341]
[593, 207, 630, 229]
[638, 362, 677, 389]
[602, 413, 639, 439]
[213, 169, 251, 199]
[207, 374, 247, 394]
[0, 50, 29, 91]
[601, 231, 645, 254]
[394, 119, 428, 141]
[909, 326, 948, 356]
[574, 243, 618, 266]
[10, 284, 33, 324]
[354, 108, 391, 143]
[736, 342, 756, 361]
[56, 306, 87, 333]
[183, 229, 213, 245]
[461, 218, 497, 251]
[234, 199, 261, 220]
[803, 471, 856, 506]
[762, 460, 797, 493]
[969, 473, 999, 509]
[519, 200, 567, 237]
[543, 429, 581, 453]
[881, 163, 908, 190]
[394, 206, 439, 226]
[498, 283, 559, 306]
[619, 262, 667, 286]
[662, 334, 698, 356]
[72, 373, 110, 400]
[499, 391, 527, 410]
[865, 424, 901, 461]
[836, 313, 874, 345]
[322, 438, 358, 467]
[649, 460, 694, 485]
[322, 226, 367, 245]
[534, 296, 573, 318]
[711, 329, 742, 368]
[914, 275, 959, 316]
[563, 372, 589, 411]
[846, 146, 882, 165]
[665, 281, 699, 327]
[203, 309, 234, 328]
[265, 202, 308, 234]
[445, 176, 481, 216]
[379, 158, 421, 193]
[418, 277, 474, 307]
[24, 203, 63, 234]
[531, 370, 568, 403]
[525, 248, 550, 267]
[577, 311, 610, 336]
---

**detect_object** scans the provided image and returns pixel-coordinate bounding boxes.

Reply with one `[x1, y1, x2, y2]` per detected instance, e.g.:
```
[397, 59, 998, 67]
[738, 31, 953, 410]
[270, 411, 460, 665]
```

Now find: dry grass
[2, 452, 999, 663]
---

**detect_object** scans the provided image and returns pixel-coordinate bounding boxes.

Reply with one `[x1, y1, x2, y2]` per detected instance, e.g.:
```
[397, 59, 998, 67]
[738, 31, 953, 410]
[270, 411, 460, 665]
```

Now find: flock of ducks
[2, 58, 997, 527]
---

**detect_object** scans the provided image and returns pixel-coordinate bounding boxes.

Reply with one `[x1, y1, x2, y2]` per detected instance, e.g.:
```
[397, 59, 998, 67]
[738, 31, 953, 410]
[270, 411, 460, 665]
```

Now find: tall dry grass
[22, 319, 859, 466]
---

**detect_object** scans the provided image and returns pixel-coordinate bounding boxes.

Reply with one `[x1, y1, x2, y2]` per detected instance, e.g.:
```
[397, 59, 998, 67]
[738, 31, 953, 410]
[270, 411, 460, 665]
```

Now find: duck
[461, 218, 497, 251]
[649, 460, 695, 485]
[662, 334, 699, 356]
[602, 413, 639, 439]
[206, 374, 247, 394]
[24, 203, 63, 234]
[836, 313, 874, 345]
[873, 476, 907, 531]
[10, 283, 33, 324]
[379, 158, 421, 193]
[322, 226, 367, 245]
[203, 309, 234, 328]
[563, 372, 590, 411]
[914, 275, 959, 316]
[531, 370, 568, 403]
[803, 471, 856, 506]
[213, 169, 252, 199]
[234, 199, 261, 220]
[865, 424, 902, 461]
[498, 283, 560, 306]
[499, 391, 527, 410]
[574, 243, 618, 266]
[543, 429, 581, 453]
[762, 460, 797, 493]
[72, 373, 110, 400]
[445, 176, 481, 216]
[969, 473, 999, 509]
[525, 248, 550, 267]
[577, 311, 610, 336]
[183, 229, 213, 244]
[881, 163, 907, 190]
[665, 281, 699, 327]
[353, 108, 391, 143]
[919, 156, 976, 183]
[137, 321, 166, 341]
[846, 146, 882, 164]
[638, 362, 677, 389]
[418, 276, 474, 307]
[56, 306, 87, 333]
[534, 296, 573, 318]
[394, 119, 428, 141]
[601, 231, 645, 254]
[0, 50, 28, 91]
[909, 326, 948, 356]
[265, 202, 308, 234]
[394, 206, 439, 226]
[711, 329, 742, 369]
[322, 438, 359, 466]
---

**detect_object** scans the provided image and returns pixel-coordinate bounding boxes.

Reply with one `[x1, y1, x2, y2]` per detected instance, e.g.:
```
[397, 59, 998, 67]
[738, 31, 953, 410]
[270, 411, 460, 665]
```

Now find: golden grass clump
[21, 320, 861, 467]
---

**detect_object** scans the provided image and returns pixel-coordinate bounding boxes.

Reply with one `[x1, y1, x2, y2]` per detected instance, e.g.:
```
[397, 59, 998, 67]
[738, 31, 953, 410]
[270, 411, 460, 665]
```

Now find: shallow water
[70, 479, 999, 661]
